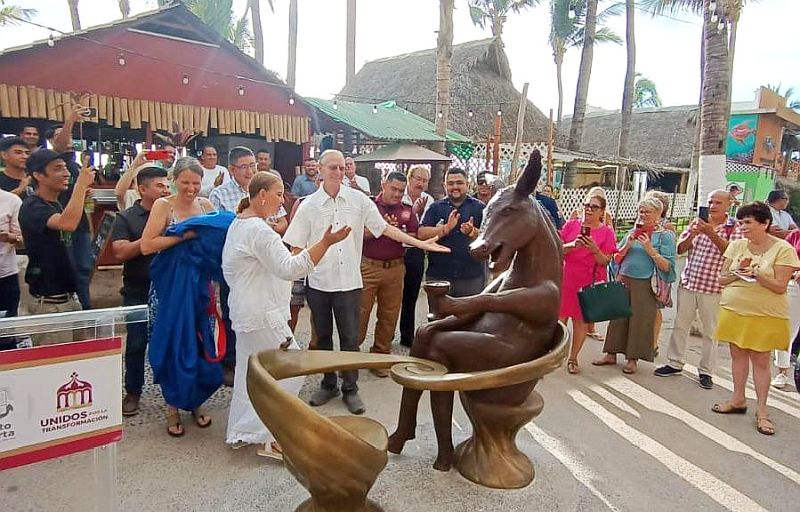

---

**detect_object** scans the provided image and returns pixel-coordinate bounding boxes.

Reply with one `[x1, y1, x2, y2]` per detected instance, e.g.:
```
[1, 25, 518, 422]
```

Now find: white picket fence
[557, 188, 691, 221]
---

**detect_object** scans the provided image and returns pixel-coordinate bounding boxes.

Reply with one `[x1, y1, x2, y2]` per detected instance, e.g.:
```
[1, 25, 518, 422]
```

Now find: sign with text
[0, 337, 122, 471]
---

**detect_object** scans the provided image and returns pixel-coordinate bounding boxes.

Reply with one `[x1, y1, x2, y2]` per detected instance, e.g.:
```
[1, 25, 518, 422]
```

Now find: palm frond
[469, 4, 489, 29]
[594, 26, 623, 45]
[597, 1, 625, 23]
[638, 0, 703, 16]
[0, 5, 37, 27]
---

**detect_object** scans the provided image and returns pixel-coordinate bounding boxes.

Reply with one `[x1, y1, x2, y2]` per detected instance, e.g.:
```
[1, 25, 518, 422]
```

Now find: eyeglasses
[583, 203, 602, 211]
[476, 180, 487, 186]
[234, 162, 258, 171]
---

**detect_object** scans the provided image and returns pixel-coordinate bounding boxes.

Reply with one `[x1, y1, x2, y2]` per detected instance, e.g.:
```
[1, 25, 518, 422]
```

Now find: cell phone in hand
[80, 107, 97, 118]
[698, 206, 709, 222]
[581, 225, 591, 237]
[144, 149, 171, 161]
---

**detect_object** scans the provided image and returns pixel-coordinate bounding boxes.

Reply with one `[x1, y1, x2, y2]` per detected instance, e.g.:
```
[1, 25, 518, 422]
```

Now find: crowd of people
[1, 108, 798, 448]
[559, 185, 800, 436]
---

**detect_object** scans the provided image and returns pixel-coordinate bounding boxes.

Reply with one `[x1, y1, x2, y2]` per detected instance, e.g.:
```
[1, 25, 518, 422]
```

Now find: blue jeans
[220, 279, 237, 368]
[123, 294, 149, 395]
[71, 230, 93, 310]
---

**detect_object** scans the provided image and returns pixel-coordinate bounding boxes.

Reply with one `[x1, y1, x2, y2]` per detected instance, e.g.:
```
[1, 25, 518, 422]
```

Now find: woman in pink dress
[560, 193, 617, 374]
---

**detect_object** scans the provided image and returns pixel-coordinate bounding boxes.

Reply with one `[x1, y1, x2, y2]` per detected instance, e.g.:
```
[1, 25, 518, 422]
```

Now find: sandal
[167, 409, 184, 437]
[257, 441, 284, 460]
[592, 356, 616, 366]
[191, 407, 212, 428]
[567, 359, 581, 375]
[756, 414, 775, 436]
[711, 401, 748, 414]
[587, 331, 605, 342]
[622, 361, 637, 374]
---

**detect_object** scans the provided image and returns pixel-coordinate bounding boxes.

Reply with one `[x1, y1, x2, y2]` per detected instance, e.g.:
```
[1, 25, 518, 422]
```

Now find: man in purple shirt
[358, 171, 419, 376]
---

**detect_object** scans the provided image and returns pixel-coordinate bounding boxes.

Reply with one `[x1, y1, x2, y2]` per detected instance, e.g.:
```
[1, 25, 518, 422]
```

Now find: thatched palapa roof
[339, 38, 550, 143]
[559, 105, 698, 169]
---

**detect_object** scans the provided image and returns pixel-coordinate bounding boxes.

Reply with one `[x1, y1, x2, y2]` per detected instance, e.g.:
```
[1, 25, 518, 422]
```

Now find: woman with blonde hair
[594, 197, 676, 374]
[222, 171, 351, 457]
[644, 190, 676, 357]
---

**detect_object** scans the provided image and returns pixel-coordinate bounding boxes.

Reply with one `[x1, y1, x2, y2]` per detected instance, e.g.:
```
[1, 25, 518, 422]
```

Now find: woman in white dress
[222, 171, 351, 457]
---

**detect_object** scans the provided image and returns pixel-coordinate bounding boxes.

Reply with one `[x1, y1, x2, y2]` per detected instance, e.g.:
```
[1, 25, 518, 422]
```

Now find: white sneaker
[771, 372, 788, 389]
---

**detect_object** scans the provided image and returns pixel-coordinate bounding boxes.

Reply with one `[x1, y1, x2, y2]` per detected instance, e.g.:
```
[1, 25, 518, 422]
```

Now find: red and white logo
[56, 373, 93, 412]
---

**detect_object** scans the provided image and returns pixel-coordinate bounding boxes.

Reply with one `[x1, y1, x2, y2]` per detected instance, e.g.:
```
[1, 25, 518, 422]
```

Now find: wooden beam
[510, 83, 529, 183]
[0, 84, 11, 118]
[8, 86, 20, 118]
[18, 86, 29, 117]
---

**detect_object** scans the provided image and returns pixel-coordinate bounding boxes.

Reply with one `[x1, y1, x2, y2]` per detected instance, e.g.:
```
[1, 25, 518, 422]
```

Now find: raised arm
[46, 164, 94, 232]
[115, 151, 149, 210]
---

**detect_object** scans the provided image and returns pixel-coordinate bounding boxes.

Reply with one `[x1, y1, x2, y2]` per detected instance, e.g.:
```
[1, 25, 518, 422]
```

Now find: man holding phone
[654, 190, 741, 389]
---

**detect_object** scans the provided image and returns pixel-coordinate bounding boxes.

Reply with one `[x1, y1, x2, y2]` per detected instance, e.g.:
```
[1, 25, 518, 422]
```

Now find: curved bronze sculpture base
[454, 390, 544, 489]
[295, 498, 384, 512]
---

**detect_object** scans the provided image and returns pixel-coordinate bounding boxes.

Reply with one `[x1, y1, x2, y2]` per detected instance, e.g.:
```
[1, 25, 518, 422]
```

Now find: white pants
[774, 281, 800, 369]
[666, 287, 721, 376]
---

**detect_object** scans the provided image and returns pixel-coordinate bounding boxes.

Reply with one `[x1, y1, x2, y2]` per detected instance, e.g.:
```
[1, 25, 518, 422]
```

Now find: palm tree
[118, 0, 130, 18]
[287, 0, 298, 87]
[0, 4, 37, 27]
[564, 0, 598, 188]
[765, 84, 800, 111]
[549, 0, 622, 125]
[432, 0, 455, 198]
[167, 0, 252, 52]
[468, 0, 539, 38]
[66, 0, 81, 31]
[616, 0, 635, 190]
[633, 73, 662, 108]
[248, 0, 275, 66]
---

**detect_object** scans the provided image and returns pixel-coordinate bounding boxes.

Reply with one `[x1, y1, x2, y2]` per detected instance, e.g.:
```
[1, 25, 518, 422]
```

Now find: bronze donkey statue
[386, 150, 564, 479]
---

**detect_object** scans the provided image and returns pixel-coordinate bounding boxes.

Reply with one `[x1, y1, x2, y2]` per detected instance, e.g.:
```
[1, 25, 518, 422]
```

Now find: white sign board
[0, 337, 122, 470]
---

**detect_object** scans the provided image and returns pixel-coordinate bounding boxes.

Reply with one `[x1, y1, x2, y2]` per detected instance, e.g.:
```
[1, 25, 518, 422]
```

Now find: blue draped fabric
[148, 210, 235, 410]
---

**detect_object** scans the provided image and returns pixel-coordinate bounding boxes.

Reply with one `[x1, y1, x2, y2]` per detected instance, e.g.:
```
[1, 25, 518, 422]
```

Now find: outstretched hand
[418, 235, 450, 253]
[322, 224, 352, 245]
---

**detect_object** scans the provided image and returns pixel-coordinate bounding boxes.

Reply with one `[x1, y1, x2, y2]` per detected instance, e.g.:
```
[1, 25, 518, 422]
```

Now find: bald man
[655, 190, 741, 389]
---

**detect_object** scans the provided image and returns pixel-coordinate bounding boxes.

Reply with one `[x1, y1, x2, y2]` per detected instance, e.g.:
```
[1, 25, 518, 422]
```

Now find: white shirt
[770, 206, 795, 231]
[402, 189, 434, 221]
[343, 174, 371, 193]
[284, 185, 387, 292]
[222, 217, 314, 333]
[0, 189, 22, 279]
[200, 165, 228, 197]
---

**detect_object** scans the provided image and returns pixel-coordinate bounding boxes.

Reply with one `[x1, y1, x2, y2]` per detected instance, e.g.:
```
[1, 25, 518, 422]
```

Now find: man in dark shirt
[535, 188, 563, 229]
[19, 123, 40, 149]
[19, 149, 94, 344]
[45, 110, 94, 310]
[420, 168, 486, 300]
[111, 166, 170, 416]
[0, 137, 31, 198]
[358, 172, 418, 376]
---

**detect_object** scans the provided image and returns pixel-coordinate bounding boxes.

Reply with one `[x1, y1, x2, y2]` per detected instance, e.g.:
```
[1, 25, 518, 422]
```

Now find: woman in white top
[222, 171, 350, 457]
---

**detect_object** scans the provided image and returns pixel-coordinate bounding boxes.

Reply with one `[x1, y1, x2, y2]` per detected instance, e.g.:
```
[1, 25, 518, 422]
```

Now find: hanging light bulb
[182, 74, 189, 85]
[468, 109, 474, 117]
[47, 32, 55, 47]
[372, 105, 378, 114]
[289, 94, 295, 105]
[333, 100, 339, 110]
[118, 53, 126, 66]
[717, 21, 725, 31]
[238, 85, 245, 96]
[711, 13, 718, 22]
[497, 106, 502, 116]
[709, 1, 717, 13]
[437, 110, 443, 118]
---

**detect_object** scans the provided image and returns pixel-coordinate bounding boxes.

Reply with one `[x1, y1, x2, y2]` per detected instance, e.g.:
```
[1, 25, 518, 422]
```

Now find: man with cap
[19, 149, 94, 343]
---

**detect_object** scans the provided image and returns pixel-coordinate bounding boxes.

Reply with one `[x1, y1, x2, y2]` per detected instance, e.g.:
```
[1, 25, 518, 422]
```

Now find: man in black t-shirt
[46, 107, 94, 310]
[19, 149, 94, 345]
[0, 137, 32, 198]
[111, 166, 170, 416]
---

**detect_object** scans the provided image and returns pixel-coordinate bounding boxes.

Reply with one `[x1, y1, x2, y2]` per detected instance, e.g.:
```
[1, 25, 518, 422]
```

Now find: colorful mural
[727, 114, 758, 163]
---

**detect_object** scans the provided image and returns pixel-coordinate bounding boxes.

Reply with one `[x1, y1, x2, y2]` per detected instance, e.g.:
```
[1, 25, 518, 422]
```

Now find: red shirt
[362, 194, 418, 260]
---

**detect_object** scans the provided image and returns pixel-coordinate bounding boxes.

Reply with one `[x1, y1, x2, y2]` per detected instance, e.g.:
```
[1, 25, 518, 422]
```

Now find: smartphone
[144, 149, 171, 161]
[80, 107, 97, 118]
[698, 206, 709, 222]
[581, 225, 591, 237]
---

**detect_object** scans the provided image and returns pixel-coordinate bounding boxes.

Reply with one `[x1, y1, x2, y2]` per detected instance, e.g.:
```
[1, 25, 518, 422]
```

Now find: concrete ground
[2, 262, 800, 511]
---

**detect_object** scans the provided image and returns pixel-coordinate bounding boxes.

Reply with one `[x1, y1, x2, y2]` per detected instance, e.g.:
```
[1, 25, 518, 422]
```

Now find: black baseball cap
[26, 149, 70, 176]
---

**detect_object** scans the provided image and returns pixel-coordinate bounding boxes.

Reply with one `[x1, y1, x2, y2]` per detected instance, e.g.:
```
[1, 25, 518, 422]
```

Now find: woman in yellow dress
[713, 202, 800, 435]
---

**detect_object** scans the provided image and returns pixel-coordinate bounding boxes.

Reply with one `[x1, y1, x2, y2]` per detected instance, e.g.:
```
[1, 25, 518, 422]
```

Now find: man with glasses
[654, 190, 740, 389]
[766, 189, 796, 239]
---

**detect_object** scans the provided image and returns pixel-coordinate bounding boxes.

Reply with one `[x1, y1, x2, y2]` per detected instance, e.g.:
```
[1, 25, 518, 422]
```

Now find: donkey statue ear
[515, 150, 542, 198]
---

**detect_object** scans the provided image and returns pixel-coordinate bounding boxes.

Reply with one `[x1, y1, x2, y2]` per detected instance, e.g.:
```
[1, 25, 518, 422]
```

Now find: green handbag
[577, 265, 632, 323]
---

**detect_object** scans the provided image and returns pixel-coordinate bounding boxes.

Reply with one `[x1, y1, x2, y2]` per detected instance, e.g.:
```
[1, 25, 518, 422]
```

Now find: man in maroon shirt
[358, 171, 419, 376]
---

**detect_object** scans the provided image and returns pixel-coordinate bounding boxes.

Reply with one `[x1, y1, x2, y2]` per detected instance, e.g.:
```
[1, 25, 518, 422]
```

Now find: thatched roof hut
[559, 105, 698, 169]
[339, 38, 550, 143]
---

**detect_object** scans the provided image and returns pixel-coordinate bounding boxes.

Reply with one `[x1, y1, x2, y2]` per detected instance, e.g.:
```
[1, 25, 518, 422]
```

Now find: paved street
[2, 268, 799, 512]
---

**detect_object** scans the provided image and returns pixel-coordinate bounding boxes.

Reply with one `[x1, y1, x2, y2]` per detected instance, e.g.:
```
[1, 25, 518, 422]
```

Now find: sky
[1, 0, 798, 118]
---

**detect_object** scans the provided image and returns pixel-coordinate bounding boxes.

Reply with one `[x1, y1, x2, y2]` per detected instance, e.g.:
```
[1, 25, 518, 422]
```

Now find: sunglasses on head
[477, 179, 487, 185]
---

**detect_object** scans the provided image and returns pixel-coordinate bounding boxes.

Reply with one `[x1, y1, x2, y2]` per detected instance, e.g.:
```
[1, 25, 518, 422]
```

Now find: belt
[363, 256, 405, 269]
[32, 293, 72, 304]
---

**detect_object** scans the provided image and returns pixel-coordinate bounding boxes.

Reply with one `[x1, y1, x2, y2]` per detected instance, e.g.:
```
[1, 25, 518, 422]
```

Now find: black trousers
[220, 279, 237, 368]
[306, 287, 362, 393]
[0, 274, 20, 350]
[399, 248, 425, 346]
